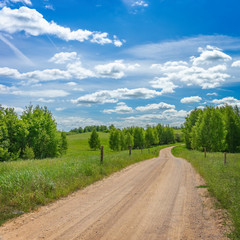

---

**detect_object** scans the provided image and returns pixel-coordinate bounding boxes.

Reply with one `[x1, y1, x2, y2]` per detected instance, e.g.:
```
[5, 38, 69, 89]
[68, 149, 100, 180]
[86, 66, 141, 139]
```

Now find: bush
[22, 146, 35, 160]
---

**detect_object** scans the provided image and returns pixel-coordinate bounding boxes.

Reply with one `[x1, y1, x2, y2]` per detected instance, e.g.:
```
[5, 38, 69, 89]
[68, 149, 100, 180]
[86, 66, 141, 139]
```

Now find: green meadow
[0, 132, 177, 225]
[172, 146, 240, 239]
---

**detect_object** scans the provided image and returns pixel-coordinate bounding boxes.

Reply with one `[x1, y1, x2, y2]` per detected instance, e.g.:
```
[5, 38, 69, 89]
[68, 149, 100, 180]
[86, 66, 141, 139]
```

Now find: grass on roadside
[172, 145, 240, 239]
[0, 132, 178, 226]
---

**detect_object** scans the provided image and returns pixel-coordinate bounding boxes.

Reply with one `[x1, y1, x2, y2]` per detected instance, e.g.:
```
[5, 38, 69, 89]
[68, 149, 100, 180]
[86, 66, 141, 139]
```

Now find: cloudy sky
[1, 0, 240, 130]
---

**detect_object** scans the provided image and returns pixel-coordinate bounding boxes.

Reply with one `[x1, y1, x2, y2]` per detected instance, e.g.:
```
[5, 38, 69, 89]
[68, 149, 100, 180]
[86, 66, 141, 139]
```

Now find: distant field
[172, 146, 240, 239]
[0, 132, 179, 226]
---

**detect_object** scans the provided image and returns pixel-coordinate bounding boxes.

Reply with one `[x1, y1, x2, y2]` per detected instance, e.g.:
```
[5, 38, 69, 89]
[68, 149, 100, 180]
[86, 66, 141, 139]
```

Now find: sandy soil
[0, 147, 229, 240]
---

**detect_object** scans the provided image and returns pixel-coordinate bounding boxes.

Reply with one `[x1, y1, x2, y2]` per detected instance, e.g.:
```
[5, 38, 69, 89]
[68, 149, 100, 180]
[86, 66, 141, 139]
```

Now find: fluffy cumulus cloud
[0, 53, 142, 82]
[212, 97, 240, 107]
[71, 88, 162, 105]
[150, 47, 231, 89]
[0, 83, 69, 98]
[190, 46, 232, 66]
[55, 116, 103, 131]
[49, 52, 78, 64]
[0, 57, 95, 82]
[180, 96, 202, 104]
[95, 60, 140, 79]
[136, 102, 175, 112]
[103, 102, 133, 114]
[232, 60, 240, 67]
[117, 109, 188, 128]
[0, 7, 122, 46]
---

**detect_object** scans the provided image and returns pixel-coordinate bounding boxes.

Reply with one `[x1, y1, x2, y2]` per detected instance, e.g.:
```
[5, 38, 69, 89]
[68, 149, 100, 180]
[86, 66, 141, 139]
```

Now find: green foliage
[22, 146, 35, 160]
[59, 132, 68, 155]
[125, 131, 134, 148]
[145, 126, 155, 147]
[183, 105, 240, 153]
[134, 127, 145, 148]
[88, 129, 101, 150]
[172, 146, 240, 239]
[109, 128, 120, 151]
[0, 105, 68, 161]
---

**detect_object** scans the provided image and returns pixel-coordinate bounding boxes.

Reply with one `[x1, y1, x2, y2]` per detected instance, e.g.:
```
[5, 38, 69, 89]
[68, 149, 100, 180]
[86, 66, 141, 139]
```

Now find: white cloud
[71, 88, 162, 105]
[212, 97, 240, 107]
[132, 1, 148, 7]
[207, 92, 218, 96]
[55, 107, 65, 111]
[95, 60, 140, 79]
[136, 102, 175, 112]
[118, 109, 188, 127]
[66, 82, 77, 86]
[103, 102, 133, 114]
[12, 89, 69, 98]
[49, 52, 78, 64]
[150, 77, 178, 93]
[0, 0, 32, 7]
[45, 5, 54, 10]
[150, 56, 230, 90]
[190, 46, 232, 66]
[180, 96, 202, 104]
[0, 60, 94, 82]
[37, 98, 55, 103]
[0, 7, 122, 46]
[232, 60, 240, 67]
[55, 116, 103, 131]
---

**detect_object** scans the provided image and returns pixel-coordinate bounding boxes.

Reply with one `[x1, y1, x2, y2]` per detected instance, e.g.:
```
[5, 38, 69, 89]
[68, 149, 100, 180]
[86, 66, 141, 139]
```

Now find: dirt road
[0, 147, 228, 240]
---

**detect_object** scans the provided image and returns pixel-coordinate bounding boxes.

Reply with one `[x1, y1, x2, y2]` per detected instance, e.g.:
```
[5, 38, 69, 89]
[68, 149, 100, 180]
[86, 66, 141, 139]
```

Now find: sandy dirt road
[0, 147, 228, 240]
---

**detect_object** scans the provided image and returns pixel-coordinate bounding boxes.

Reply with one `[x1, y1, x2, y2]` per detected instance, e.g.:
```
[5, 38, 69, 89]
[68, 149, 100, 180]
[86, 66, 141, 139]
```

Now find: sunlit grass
[172, 146, 240, 239]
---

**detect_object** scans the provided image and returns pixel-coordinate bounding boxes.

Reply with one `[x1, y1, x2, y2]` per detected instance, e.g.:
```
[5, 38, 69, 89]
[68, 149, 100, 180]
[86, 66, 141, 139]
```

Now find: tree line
[183, 105, 240, 153]
[0, 105, 67, 161]
[70, 125, 109, 134]
[89, 124, 177, 151]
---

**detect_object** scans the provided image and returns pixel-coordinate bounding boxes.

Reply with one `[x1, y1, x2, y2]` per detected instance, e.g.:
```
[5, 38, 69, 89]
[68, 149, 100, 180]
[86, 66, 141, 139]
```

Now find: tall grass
[0, 132, 177, 225]
[172, 146, 240, 239]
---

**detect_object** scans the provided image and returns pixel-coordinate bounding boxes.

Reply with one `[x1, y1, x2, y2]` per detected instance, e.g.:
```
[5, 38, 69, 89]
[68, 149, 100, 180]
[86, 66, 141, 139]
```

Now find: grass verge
[172, 145, 240, 239]
[0, 132, 178, 226]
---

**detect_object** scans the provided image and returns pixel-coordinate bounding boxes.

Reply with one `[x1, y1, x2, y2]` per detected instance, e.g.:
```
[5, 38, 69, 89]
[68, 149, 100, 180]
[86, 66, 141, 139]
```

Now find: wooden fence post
[129, 145, 132, 156]
[204, 147, 207, 158]
[100, 145, 104, 164]
[224, 152, 227, 165]
[141, 146, 143, 154]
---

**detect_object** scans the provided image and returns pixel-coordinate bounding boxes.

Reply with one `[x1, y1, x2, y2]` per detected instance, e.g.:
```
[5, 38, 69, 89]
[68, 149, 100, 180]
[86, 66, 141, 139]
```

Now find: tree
[133, 127, 145, 149]
[125, 132, 134, 148]
[145, 127, 155, 147]
[88, 129, 101, 150]
[21, 105, 60, 158]
[109, 128, 120, 151]
[59, 132, 68, 155]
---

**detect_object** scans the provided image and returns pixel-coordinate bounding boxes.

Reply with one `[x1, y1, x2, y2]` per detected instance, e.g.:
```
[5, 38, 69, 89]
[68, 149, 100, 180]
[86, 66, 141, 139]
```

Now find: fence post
[100, 145, 104, 164]
[141, 146, 143, 154]
[129, 145, 132, 156]
[224, 152, 227, 165]
[148, 148, 150, 153]
[204, 147, 207, 158]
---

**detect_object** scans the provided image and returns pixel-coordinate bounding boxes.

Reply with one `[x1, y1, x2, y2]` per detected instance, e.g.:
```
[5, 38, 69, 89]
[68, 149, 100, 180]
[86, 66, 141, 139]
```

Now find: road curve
[0, 147, 227, 240]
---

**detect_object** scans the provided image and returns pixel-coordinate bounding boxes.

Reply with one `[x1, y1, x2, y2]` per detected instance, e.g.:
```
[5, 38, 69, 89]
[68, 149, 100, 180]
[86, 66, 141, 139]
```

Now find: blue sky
[1, 0, 240, 130]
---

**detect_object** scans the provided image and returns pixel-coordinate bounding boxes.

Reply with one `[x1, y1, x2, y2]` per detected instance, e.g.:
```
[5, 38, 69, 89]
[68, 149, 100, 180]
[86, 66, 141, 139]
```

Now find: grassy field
[0, 132, 178, 226]
[172, 146, 240, 239]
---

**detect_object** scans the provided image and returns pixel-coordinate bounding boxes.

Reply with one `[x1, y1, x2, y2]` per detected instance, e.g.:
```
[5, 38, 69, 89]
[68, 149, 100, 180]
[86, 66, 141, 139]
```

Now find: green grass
[0, 132, 178, 226]
[172, 146, 240, 239]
